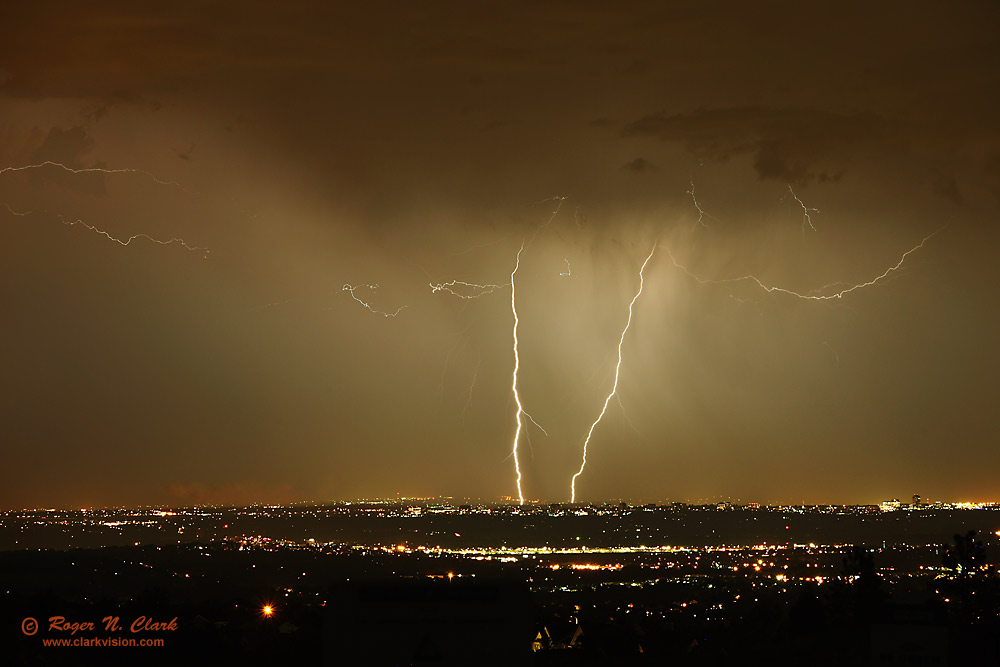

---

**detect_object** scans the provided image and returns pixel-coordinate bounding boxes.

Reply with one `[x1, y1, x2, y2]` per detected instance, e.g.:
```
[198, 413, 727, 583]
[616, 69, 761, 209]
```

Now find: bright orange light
[262, 605, 273, 617]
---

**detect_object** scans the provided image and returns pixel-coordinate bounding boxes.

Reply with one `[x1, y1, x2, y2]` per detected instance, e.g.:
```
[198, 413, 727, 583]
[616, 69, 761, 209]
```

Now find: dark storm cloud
[622, 107, 897, 185]
[929, 169, 963, 206]
[623, 158, 656, 174]
[2, 0, 999, 508]
[28, 126, 94, 166]
[986, 154, 1000, 203]
[12, 125, 107, 194]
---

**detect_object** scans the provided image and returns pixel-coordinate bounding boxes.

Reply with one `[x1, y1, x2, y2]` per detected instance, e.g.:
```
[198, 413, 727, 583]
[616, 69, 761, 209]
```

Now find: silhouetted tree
[942, 530, 985, 578]
[837, 545, 884, 623]
[937, 529, 1000, 642]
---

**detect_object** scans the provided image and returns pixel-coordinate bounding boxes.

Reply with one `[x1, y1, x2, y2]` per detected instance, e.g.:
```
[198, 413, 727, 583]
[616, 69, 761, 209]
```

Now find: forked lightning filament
[570, 245, 657, 502]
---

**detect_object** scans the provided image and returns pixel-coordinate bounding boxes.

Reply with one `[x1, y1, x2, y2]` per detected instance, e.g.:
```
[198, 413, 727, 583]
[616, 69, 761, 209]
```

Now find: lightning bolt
[428, 280, 509, 299]
[0, 160, 188, 190]
[429, 196, 567, 301]
[509, 242, 529, 504]
[570, 244, 657, 503]
[560, 258, 572, 277]
[342, 283, 406, 317]
[56, 214, 209, 255]
[461, 354, 481, 421]
[2, 203, 31, 217]
[505, 198, 571, 504]
[2, 161, 206, 253]
[527, 195, 567, 247]
[665, 228, 942, 300]
[786, 185, 819, 235]
[687, 178, 717, 231]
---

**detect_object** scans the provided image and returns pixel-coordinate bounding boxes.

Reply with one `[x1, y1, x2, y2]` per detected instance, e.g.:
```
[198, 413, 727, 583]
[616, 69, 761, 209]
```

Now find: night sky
[2, 2, 998, 508]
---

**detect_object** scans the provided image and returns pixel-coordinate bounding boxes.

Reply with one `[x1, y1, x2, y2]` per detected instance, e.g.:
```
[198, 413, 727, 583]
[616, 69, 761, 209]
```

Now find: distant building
[912, 493, 920, 507]
[880, 499, 902, 511]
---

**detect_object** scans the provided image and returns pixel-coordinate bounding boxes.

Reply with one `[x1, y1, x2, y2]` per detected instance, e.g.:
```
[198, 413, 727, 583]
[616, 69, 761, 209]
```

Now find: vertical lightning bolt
[461, 354, 481, 422]
[570, 244, 657, 503]
[560, 258, 572, 277]
[507, 199, 568, 505]
[509, 242, 528, 504]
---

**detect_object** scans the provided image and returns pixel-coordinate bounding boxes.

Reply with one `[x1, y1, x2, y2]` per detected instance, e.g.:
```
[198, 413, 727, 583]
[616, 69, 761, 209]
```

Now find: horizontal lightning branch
[428, 280, 509, 299]
[57, 214, 209, 255]
[2, 202, 31, 216]
[0, 160, 187, 190]
[3, 161, 206, 254]
[342, 283, 406, 318]
[665, 228, 943, 300]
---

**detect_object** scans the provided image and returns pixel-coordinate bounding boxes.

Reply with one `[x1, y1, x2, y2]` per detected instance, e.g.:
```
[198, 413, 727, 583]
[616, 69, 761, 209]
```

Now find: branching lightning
[570, 245, 657, 503]
[523, 411, 549, 436]
[429, 196, 566, 300]
[3, 202, 209, 255]
[509, 242, 529, 505]
[3, 202, 31, 217]
[461, 355, 481, 421]
[342, 283, 406, 317]
[786, 185, 819, 235]
[687, 178, 717, 231]
[0, 160, 188, 190]
[527, 196, 567, 247]
[428, 280, 509, 299]
[503, 197, 570, 503]
[2, 161, 206, 253]
[665, 228, 942, 300]
[56, 214, 209, 254]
